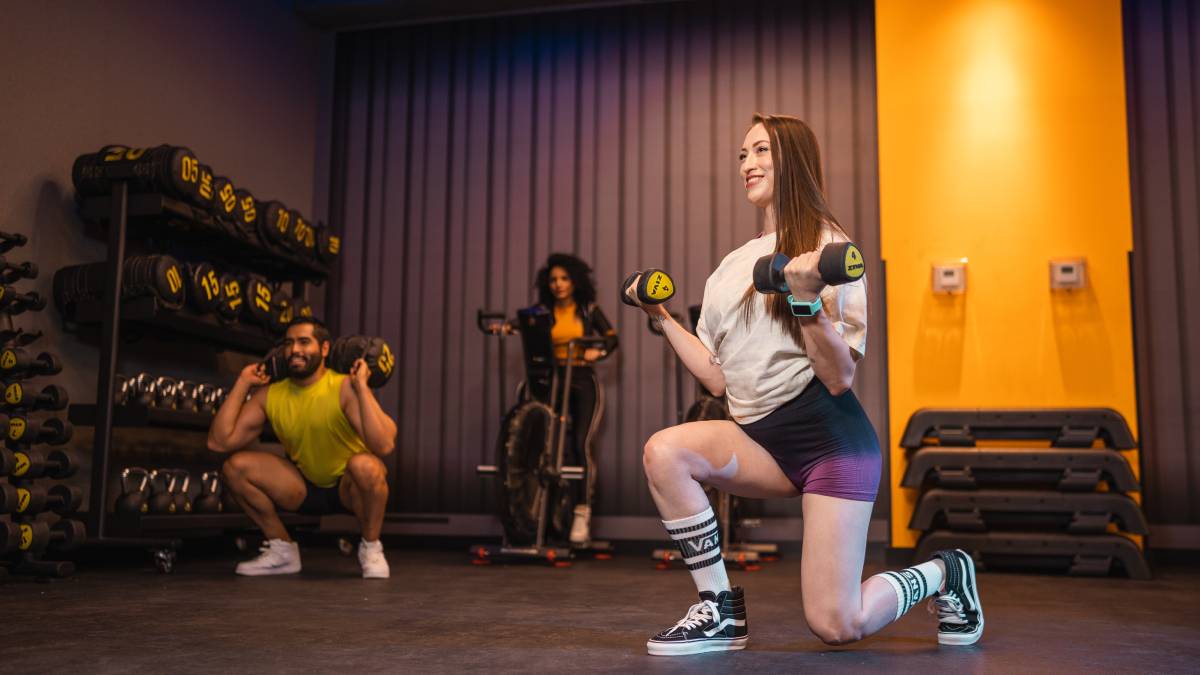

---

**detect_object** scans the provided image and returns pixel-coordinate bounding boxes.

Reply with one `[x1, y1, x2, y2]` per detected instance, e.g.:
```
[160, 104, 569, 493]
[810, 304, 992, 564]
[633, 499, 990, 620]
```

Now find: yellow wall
[875, 0, 1139, 547]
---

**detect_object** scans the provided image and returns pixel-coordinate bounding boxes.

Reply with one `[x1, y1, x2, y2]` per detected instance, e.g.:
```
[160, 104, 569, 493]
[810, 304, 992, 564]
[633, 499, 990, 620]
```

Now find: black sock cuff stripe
[882, 571, 913, 612]
[686, 551, 725, 570]
[669, 522, 718, 544]
[665, 516, 718, 536]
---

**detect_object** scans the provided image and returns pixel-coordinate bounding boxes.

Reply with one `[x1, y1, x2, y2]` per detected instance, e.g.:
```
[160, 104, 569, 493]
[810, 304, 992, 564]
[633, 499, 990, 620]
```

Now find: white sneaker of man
[358, 539, 390, 579]
[236, 538, 302, 576]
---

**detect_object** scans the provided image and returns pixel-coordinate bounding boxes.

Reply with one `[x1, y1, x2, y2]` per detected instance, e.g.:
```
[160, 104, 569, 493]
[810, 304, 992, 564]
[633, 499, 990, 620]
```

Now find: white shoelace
[665, 600, 718, 635]
[929, 593, 967, 625]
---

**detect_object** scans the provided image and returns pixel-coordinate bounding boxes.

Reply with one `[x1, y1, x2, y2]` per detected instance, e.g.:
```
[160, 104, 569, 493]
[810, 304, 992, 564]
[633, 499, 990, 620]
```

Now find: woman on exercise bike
[523, 253, 618, 547]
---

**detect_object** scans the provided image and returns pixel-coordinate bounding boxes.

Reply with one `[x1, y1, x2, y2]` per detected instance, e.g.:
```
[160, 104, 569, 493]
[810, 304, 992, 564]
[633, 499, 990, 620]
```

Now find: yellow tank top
[265, 369, 367, 487]
[551, 303, 585, 363]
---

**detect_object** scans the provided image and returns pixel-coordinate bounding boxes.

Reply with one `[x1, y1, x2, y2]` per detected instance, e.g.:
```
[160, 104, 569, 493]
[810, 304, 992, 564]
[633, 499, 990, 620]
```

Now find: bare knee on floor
[806, 609, 867, 646]
[346, 453, 388, 492]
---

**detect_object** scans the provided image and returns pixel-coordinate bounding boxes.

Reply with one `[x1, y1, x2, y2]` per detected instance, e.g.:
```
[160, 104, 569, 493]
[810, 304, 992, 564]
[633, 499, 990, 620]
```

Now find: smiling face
[739, 123, 774, 209]
[548, 265, 575, 303]
[282, 322, 328, 379]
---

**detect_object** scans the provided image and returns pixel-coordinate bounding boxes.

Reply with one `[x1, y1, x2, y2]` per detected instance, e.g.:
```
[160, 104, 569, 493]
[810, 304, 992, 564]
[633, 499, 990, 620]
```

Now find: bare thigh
[800, 493, 874, 621]
[225, 451, 307, 511]
[646, 420, 800, 499]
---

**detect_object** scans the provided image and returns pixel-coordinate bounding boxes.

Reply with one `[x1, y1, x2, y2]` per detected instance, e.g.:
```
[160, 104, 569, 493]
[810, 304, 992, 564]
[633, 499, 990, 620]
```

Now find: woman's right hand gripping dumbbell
[620, 268, 676, 320]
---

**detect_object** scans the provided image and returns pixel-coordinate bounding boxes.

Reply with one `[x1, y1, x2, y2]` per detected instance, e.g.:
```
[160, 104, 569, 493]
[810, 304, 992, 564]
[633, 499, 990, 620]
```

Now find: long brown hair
[738, 113, 844, 347]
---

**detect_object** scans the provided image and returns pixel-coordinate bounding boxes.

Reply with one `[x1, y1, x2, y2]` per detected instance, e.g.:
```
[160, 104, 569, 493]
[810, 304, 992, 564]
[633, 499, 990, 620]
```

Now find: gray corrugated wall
[1124, 0, 1200, 531]
[327, 0, 882, 518]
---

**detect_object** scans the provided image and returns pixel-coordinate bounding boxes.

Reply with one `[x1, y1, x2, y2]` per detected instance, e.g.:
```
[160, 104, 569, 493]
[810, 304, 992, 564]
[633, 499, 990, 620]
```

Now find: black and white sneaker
[646, 587, 748, 656]
[930, 549, 984, 645]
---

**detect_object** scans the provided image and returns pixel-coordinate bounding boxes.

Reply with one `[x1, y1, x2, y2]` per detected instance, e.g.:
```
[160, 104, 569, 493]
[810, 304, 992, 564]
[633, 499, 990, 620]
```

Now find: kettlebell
[194, 471, 224, 513]
[116, 467, 151, 514]
[147, 469, 177, 514]
[172, 469, 193, 514]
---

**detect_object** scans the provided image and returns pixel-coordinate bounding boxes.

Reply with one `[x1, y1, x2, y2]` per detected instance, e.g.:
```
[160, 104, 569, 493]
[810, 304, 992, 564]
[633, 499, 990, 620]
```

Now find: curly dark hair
[535, 253, 597, 312]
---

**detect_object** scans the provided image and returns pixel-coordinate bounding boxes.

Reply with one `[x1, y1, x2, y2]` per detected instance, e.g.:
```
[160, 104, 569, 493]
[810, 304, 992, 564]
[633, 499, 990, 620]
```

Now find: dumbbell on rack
[2, 382, 69, 412]
[0, 483, 82, 516]
[0, 256, 37, 284]
[5, 416, 74, 447]
[1, 447, 77, 480]
[0, 347, 63, 379]
[0, 519, 85, 554]
[0, 230, 28, 254]
[0, 285, 46, 315]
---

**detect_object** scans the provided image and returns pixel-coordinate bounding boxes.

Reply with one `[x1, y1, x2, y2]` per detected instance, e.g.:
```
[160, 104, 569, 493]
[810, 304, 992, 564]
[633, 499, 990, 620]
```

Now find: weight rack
[63, 169, 330, 572]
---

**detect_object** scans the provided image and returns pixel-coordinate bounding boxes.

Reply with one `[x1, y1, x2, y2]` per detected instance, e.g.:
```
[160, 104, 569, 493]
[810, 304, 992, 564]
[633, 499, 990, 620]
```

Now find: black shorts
[737, 377, 882, 502]
[298, 477, 348, 515]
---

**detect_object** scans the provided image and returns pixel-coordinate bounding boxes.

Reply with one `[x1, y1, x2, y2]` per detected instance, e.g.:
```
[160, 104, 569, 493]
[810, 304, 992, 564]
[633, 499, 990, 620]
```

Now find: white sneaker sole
[236, 561, 301, 576]
[647, 636, 748, 656]
[939, 549, 983, 646]
[361, 569, 390, 579]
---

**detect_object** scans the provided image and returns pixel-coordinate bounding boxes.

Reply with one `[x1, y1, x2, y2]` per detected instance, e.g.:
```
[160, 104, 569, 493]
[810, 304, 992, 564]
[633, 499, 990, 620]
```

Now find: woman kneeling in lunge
[629, 113, 983, 656]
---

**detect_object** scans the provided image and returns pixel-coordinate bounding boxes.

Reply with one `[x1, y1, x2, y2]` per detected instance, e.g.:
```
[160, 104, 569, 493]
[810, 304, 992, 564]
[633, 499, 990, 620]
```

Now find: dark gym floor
[3, 541, 1198, 673]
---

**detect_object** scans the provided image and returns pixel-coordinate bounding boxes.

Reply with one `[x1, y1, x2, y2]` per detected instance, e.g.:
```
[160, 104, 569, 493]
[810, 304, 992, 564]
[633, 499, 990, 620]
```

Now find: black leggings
[530, 366, 604, 507]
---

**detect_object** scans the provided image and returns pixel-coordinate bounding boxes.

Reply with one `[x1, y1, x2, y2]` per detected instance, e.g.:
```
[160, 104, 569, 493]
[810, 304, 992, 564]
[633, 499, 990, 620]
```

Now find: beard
[288, 353, 321, 379]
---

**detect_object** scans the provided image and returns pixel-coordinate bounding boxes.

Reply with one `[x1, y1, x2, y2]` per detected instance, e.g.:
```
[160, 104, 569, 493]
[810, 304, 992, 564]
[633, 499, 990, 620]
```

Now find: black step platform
[915, 531, 1150, 580]
[899, 408, 1136, 449]
[909, 488, 1149, 534]
[901, 446, 1139, 492]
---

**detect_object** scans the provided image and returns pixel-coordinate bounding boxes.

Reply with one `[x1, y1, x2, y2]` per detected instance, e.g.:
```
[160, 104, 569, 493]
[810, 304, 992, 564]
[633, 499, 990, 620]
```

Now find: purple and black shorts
[738, 378, 881, 502]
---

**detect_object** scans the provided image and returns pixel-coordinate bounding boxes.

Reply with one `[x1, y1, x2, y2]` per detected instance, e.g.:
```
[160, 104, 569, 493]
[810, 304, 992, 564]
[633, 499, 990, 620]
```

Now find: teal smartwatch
[787, 294, 822, 318]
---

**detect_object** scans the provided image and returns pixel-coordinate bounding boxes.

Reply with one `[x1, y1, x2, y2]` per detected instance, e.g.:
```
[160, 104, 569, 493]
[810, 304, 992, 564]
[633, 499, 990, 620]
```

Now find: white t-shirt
[697, 228, 868, 425]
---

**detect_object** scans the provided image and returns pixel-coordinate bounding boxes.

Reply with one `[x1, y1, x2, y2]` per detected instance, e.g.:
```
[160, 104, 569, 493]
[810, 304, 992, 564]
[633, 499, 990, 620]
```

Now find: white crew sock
[663, 506, 729, 594]
[873, 559, 945, 622]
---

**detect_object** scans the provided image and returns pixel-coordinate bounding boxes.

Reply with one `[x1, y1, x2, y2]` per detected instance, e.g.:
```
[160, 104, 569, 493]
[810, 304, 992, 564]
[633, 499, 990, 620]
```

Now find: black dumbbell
[6, 448, 77, 479]
[0, 447, 14, 476]
[752, 241, 866, 295]
[0, 483, 83, 515]
[194, 471, 224, 513]
[147, 469, 177, 514]
[171, 470, 193, 514]
[2, 382, 69, 412]
[6, 416, 74, 446]
[0, 230, 27, 253]
[0, 256, 37, 284]
[620, 269, 676, 307]
[0, 347, 62, 379]
[0, 519, 86, 553]
[0, 285, 46, 314]
[115, 467, 151, 514]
